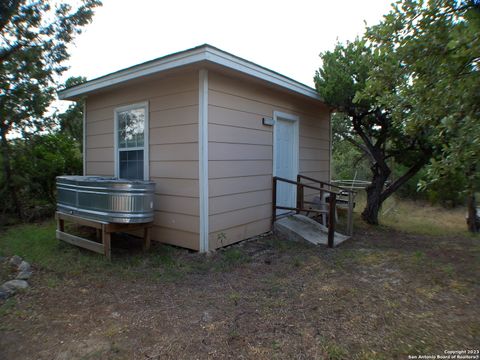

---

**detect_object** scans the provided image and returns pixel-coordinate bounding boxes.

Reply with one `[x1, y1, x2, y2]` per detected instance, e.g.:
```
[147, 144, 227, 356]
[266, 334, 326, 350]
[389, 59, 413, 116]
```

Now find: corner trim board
[198, 69, 209, 252]
[83, 102, 86, 175]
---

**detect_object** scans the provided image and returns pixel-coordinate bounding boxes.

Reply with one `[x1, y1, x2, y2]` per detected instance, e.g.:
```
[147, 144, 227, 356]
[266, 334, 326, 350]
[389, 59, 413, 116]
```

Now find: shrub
[0, 133, 82, 223]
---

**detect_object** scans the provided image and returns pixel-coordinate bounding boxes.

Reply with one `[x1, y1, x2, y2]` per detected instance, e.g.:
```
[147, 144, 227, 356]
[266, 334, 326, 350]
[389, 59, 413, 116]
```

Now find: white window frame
[114, 101, 149, 180]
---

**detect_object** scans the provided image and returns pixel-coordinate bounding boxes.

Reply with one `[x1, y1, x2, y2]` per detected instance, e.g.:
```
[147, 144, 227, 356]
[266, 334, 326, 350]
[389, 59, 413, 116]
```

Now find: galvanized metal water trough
[56, 176, 155, 224]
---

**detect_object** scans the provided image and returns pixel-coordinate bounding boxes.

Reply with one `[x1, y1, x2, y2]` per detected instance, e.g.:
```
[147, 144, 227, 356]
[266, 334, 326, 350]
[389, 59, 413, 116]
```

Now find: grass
[219, 247, 249, 268]
[353, 192, 470, 236]
[320, 341, 349, 360]
[0, 196, 475, 282]
[0, 298, 16, 318]
[0, 221, 193, 281]
[0, 200, 478, 359]
[0, 220, 253, 283]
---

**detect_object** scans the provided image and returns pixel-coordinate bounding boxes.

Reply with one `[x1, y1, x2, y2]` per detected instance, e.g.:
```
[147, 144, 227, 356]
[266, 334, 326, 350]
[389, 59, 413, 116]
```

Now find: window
[115, 102, 149, 180]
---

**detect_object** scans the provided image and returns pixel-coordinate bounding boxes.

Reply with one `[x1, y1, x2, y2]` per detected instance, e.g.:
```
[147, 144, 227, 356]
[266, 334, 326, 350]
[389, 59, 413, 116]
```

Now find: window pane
[119, 150, 144, 180]
[117, 106, 146, 180]
[118, 108, 145, 150]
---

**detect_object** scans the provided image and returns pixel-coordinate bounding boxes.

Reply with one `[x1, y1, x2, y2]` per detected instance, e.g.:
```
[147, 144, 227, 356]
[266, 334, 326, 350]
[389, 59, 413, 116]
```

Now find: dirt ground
[1, 225, 479, 360]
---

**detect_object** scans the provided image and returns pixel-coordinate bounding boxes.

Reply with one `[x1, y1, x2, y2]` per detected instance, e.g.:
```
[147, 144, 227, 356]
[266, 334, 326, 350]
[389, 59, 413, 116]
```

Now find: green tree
[365, 0, 480, 232]
[0, 133, 82, 223]
[56, 76, 87, 149]
[314, 39, 433, 225]
[0, 0, 101, 219]
[331, 113, 370, 181]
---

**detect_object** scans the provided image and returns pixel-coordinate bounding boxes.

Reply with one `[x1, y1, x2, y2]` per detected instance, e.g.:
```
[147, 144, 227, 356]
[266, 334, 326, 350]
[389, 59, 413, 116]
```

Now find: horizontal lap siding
[85, 71, 200, 249]
[208, 71, 330, 249]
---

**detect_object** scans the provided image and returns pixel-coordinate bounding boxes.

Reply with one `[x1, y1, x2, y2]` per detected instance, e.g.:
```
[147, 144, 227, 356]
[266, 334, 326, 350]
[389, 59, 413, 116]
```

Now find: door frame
[272, 111, 300, 208]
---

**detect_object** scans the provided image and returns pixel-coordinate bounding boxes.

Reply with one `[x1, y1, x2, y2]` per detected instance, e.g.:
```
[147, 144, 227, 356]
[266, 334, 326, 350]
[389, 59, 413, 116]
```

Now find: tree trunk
[361, 156, 429, 225]
[466, 190, 478, 233]
[361, 166, 390, 225]
[0, 126, 22, 220]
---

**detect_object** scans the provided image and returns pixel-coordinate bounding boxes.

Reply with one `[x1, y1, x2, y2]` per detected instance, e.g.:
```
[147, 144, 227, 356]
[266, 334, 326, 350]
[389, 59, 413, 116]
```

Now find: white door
[274, 113, 299, 215]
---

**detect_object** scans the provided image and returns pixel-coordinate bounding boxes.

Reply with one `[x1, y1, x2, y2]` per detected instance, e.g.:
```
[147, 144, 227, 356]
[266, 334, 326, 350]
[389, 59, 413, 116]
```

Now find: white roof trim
[58, 45, 321, 101]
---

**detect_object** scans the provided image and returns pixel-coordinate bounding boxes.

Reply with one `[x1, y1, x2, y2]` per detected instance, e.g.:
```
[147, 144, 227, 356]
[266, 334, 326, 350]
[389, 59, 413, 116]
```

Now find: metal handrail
[298, 174, 356, 193]
[272, 176, 338, 247]
[273, 176, 340, 195]
[272, 175, 355, 247]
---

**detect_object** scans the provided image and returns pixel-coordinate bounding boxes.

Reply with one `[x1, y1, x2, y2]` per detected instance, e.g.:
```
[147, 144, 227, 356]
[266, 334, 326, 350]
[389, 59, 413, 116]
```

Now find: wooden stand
[56, 212, 152, 260]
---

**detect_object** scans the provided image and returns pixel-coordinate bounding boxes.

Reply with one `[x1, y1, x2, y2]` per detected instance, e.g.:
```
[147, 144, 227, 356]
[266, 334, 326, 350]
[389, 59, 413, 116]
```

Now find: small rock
[3, 279, 29, 291]
[0, 284, 15, 296]
[0, 288, 12, 300]
[18, 261, 31, 272]
[202, 311, 212, 323]
[9, 255, 22, 267]
[111, 312, 120, 319]
[16, 270, 33, 280]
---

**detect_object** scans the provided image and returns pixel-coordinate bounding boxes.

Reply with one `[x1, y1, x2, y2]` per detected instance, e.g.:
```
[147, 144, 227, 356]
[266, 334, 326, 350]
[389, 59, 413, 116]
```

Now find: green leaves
[0, 1, 101, 220]
[11, 133, 82, 205]
[55, 76, 86, 148]
[0, 0, 102, 136]
[314, 39, 374, 115]
[314, 0, 479, 225]
[366, 0, 479, 189]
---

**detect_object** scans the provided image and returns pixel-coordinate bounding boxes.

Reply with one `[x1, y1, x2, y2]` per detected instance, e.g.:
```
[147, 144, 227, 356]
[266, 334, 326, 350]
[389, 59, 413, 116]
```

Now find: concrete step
[274, 214, 349, 247]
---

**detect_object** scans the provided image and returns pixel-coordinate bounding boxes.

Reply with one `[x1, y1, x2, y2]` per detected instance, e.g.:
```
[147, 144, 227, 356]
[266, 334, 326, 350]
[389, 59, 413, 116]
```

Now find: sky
[62, 0, 393, 91]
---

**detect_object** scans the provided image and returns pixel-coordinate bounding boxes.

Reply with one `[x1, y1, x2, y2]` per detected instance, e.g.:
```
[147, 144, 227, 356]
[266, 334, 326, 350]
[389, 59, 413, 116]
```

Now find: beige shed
[58, 44, 331, 252]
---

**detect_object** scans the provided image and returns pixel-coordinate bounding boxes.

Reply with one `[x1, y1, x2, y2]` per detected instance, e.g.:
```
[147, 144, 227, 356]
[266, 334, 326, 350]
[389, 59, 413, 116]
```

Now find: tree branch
[345, 136, 375, 162]
[380, 156, 429, 202]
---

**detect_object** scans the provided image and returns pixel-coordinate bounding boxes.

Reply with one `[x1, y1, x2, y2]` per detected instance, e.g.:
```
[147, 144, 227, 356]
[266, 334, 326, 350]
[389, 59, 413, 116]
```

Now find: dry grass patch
[0, 203, 479, 359]
[354, 193, 468, 236]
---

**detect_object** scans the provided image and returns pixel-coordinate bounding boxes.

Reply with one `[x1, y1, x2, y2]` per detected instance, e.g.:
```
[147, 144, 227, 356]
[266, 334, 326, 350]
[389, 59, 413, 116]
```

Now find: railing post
[347, 191, 354, 236]
[300, 185, 304, 210]
[320, 183, 325, 225]
[272, 177, 277, 227]
[296, 175, 301, 213]
[328, 193, 336, 248]
[296, 184, 304, 214]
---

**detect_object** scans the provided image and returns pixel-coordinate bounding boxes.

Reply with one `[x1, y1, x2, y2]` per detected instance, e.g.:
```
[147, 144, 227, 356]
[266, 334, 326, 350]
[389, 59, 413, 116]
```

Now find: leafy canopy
[315, 38, 433, 225]
[56, 76, 87, 147]
[0, 0, 101, 220]
[364, 0, 480, 189]
[0, 0, 101, 137]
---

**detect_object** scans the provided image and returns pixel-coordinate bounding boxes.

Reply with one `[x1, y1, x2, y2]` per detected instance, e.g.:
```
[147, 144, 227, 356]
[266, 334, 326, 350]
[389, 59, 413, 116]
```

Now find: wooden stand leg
[143, 227, 151, 251]
[57, 218, 65, 233]
[102, 225, 111, 260]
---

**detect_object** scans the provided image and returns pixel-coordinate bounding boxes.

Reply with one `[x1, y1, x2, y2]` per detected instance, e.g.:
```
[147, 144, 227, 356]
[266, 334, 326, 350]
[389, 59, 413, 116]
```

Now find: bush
[0, 133, 82, 223]
[393, 165, 466, 207]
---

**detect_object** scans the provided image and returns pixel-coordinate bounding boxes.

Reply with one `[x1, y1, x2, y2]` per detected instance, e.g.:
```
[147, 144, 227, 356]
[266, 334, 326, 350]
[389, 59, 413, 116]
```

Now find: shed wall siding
[85, 72, 200, 250]
[207, 72, 330, 249]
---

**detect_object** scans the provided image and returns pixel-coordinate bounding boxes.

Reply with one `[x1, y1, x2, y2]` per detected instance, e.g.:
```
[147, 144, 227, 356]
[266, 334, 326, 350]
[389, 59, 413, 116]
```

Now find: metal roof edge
[58, 44, 322, 102]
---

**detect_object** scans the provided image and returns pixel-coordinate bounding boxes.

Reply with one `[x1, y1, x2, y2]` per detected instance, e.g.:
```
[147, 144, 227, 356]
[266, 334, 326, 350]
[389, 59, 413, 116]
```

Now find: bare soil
[1, 226, 479, 359]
